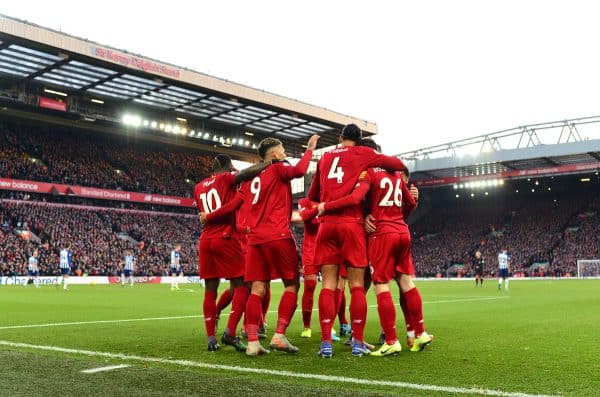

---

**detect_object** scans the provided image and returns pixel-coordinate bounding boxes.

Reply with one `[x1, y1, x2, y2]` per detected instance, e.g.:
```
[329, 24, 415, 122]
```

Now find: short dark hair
[257, 138, 282, 159]
[401, 168, 410, 178]
[359, 137, 381, 152]
[212, 154, 232, 171]
[341, 123, 362, 142]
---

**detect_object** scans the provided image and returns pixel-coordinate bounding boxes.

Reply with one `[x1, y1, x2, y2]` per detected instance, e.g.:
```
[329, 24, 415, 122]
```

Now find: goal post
[577, 259, 600, 278]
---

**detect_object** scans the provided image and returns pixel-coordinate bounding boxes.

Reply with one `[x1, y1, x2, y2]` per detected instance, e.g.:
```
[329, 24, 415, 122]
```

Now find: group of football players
[196, 123, 432, 357]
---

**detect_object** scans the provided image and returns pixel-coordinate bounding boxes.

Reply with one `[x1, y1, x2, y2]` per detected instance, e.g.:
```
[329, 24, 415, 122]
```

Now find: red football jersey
[362, 168, 416, 236]
[194, 172, 237, 239]
[246, 150, 313, 245]
[308, 145, 406, 224]
[298, 198, 319, 260]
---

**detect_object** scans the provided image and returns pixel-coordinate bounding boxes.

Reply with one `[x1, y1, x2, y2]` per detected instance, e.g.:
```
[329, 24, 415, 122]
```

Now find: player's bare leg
[245, 280, 270, 356]
[203, 278, 220, 351]
[397, 274, 433, 351]
[347, 266, 371, 357]
[301, 274, 318, 338]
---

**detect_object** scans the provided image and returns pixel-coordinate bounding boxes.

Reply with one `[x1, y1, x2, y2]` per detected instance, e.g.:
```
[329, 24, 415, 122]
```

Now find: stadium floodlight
[492, 180, 499, 187]
[548, 187, 551, 191]
[204, 132, 210, 139]
[44, 88, 67, 97]
[581, 178, 591, 182]
[213, 135, 219, 142]
[499, 179, 504, 185]
[455, 194, 459, 198]
[465, 182, 471, 188]
[453, 184, 458, 189]
[173, 126, 180, 134]
[245, 140, 250, 146]
[122, 114, 142, 128]
[459, 183, 464, 189]
[232, 138, 237, 145]
[245, 132, 254, 136]
[470, 193, 475, 197]
[516, 189, 519, 193]
[485, 191, 489, 196]
[535, 180, 539, 186]
[165, 124, 173, 133]
[91, 98, 104, 104]
[176, 117, 187, 122]
[150, 121, 158, 129]
[531, 188, 535, 192]
[142, 120, 149, 127]
[252, 144, 258, 149]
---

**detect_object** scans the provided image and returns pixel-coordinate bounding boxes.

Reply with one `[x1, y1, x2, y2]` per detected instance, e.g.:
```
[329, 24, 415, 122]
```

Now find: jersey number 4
[327, 157, 345, 184]
[379, 177, 402, 207]
[198, 188, 222, 213]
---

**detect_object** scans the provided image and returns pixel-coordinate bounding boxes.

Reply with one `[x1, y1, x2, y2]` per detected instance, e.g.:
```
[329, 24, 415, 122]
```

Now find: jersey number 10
[199, 188, 222, 213]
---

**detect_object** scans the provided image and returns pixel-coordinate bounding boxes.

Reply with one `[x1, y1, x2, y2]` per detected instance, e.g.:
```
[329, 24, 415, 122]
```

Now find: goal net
[577, 259, 600, 278]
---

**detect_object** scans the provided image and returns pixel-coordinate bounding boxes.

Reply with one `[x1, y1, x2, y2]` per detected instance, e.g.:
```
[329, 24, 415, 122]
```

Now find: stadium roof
[0, 14, 377, 152]
[398, 116, 600, 186]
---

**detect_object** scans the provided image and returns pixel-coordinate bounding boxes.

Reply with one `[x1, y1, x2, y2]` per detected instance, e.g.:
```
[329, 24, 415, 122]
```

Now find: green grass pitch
[0, 279, 598, 396]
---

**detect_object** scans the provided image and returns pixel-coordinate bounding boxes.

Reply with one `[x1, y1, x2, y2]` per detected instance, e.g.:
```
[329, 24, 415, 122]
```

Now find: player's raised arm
[366, 151, 407, 172]
[401, 180, 417, 218]
[276, 135, 320, 181]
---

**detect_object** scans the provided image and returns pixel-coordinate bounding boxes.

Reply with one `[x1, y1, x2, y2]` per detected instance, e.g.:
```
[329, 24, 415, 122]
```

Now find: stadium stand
[1, 122, 213, 197]
[0, 199, 199, 277]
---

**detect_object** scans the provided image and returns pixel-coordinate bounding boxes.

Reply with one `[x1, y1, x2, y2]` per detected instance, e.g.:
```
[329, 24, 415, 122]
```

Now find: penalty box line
[0, 340, 558, 397]
[0, 296, 509, 330]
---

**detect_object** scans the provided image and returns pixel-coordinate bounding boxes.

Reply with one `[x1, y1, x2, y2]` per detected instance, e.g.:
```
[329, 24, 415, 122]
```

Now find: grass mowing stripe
[0, 340, 559, 397]
[0, 296, 508, 330]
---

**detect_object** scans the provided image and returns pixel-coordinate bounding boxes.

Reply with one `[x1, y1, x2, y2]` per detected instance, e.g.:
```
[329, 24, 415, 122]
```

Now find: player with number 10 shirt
[193, 155, 270, 352]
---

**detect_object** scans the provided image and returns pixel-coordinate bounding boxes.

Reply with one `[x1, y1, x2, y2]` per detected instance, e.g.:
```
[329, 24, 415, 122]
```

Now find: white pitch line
[81, 364, 130, 374]
[0, 296, 508, 331]
[0, 340, 558, 397]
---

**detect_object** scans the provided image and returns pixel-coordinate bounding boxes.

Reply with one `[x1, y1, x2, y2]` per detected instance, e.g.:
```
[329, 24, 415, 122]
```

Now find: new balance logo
[322, 319, 332, 324]
[352, 319, 363, 324]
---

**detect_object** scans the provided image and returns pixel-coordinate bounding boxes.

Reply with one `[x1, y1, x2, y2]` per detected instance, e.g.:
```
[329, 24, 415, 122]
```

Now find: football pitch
[0, 280, 598, 397]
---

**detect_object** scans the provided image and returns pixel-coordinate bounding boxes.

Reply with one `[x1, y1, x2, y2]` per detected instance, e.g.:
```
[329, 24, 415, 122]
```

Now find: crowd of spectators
[0, 123, 213, 197]
[0, 200, 199, 277]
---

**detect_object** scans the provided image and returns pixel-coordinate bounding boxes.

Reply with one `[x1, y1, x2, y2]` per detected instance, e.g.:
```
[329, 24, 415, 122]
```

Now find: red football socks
[302, 279, 317, 328]
[216, 288, 233, 315]
[349, 286, 367, 343]
[336, 288, 348, 325]
[262, 287, 271, 323]
[318, 288, 336, 342]
[203, 290, 217, 338]
[377, 291, 397, 344]
[225, 286, 249, 336]
[399, 290, 413, 333]
[275, 290, 298, 334]
[245, 293, 263, 342]
[404, 287, 425, 336]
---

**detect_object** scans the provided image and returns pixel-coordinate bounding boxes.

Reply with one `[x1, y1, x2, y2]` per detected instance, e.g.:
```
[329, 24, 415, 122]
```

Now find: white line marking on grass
[0, 315, 199, 330]
[81, 364, 130, 374]
[0, 296, 509, 330]
[0, 340, 559, 397]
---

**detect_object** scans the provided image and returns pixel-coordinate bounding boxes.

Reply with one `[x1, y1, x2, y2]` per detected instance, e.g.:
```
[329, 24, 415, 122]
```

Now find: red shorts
[245, 238, 299, 282]
[314, 223, 367, 271]
[368, 232, 414, 283]
[198, 237, 244, 280]
[302, 249, 320, 277]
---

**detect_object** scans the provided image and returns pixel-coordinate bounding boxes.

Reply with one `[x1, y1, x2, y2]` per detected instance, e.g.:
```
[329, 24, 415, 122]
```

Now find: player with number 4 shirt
[308, 123, 407, 358]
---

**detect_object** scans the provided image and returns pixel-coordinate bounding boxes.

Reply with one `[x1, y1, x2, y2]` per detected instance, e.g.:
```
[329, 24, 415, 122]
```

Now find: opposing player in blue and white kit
[27, 249, 40, 288]
[59, 244, 72, 290]
[170, 244, 183, 290]
[498, 248, 511, 291]
[121, 250, 136, 287]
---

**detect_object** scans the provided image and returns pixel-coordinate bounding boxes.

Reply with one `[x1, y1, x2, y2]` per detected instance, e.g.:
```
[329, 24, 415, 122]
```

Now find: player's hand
[365, 214, 376, 233]
[410, 184, 419, 201]
[317, 202, 326, 216]
[199, 212, 208, 225]
[307, 135, 320, 151]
